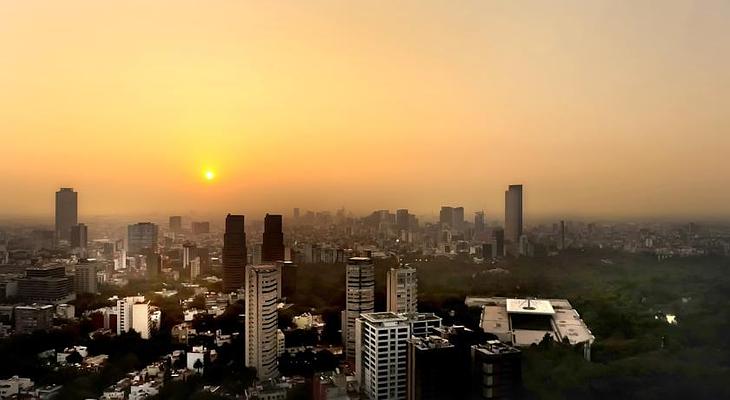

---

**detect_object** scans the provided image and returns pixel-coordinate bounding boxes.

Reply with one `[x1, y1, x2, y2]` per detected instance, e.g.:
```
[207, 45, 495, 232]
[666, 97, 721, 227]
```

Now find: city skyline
[2, 1, 730, 219]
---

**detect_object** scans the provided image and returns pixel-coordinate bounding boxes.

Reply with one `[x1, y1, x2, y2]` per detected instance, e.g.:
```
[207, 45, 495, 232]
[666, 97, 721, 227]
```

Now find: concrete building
[468, 296, 594, 360]
[504, 185, 523, 256]
[117, 296, 151, 339]
[74, 261, 98, 294]
[471, 341, 522, 400]
[18, 264, 74, 304]
[407, 336, 461, 400]
[344, 257, 375, 361]
[223, 214, 247, 293]
[14, 304, 54, 334]
[55, 187, 78, 244]
[191, 221, 210, 235]
[387, 266, 418, 314]
[127, 223, 158, 255]
[245, 264, 280, 380]
[356, 313, 411, 400]
[313, 371, 349, 400]
[356, 312, 442, 400]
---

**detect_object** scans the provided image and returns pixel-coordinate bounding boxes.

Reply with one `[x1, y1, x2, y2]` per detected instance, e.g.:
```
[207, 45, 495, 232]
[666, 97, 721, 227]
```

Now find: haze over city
[3, 0, 730, 219]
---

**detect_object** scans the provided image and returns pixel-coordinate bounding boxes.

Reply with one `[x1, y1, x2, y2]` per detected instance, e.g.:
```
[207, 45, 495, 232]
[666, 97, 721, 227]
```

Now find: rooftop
[506, 298, 555, 315]
[361, 312, 406, 323]
[473, 340, 521, 355]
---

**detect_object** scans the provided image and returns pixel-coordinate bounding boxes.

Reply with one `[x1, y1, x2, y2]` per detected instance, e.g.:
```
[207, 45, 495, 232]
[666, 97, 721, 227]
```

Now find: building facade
[504, 185, 523, 256]
[127, 223, 159, 255]
[245, 264, 280, 380]
[387, 266, 418, 314]
[262, 214, 285, 263]
[223, 214, 247, 293]
[55, 188, 78, 243]
[344, 257, 375, 361]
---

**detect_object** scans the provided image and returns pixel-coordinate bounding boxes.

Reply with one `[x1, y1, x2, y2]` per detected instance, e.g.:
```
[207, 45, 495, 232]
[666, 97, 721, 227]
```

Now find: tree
[66, 351, 84, 365]
[193, 358, 204, 374]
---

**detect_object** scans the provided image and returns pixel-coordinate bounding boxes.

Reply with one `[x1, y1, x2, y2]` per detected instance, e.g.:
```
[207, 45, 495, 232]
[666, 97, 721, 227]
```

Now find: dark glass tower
[223, 214, 247, 293]
[55, 188, 78, 243]
[262, 214, 284, 262]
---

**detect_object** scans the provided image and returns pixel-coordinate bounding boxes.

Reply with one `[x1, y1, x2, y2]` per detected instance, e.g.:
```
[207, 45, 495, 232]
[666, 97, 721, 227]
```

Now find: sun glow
[204, 170, 215, 181]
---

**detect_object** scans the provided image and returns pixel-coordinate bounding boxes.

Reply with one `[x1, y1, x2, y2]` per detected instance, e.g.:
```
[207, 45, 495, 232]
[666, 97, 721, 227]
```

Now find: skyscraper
[504, 185, 523, 256]
[262, 214, 285, 262]
[474, 212, 486, 233]
[70, 223, 88, 249]
[169, 216, 182, 233]
[74, 261, 98, 294]
[492, 228, 505, 258]
[55, 188, 78, 243]
[344, 257, 375, 361]
[560, 220, 566, 250]
[127, 222, 159, 255]
[453, 207, 465, 231]
[245, 264, 280, 380]
[223, 214, 247, 293]
[387, 266, 418, 314]
[396, 209, 410, 231]
[183, 241, 197, 279]
[439, 206, 454, 227]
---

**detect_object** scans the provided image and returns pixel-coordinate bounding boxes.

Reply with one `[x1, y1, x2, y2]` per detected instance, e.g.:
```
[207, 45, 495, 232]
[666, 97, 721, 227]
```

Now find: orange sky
[1, 0, 729, 219]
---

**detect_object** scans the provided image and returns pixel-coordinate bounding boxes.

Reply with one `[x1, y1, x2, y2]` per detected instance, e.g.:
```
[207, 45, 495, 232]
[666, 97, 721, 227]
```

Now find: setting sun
[204, 170, 215, 181]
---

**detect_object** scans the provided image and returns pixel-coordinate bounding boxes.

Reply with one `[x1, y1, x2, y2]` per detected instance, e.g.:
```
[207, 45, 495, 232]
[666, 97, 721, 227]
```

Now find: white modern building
[355, 312, 442, 400]
[245, 264, 280, 380]
[344, 257, 375, 361]
[467, 296, 595, 360]
[117, 296, 151, 339]
[386, 266, 418, 314]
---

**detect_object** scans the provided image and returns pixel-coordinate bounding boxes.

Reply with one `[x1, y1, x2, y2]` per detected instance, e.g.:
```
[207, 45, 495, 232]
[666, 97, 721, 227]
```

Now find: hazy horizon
[3, 0, 730, 219]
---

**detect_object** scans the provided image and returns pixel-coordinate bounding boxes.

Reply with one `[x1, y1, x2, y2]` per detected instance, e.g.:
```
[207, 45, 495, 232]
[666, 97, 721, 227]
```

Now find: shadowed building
[70, 223, 88, 250]
[504, 185, 523, 256]
[262, 214, 285, 262]
[55, 188, 78, 244]
[223, 214, 247, 293]
[127, 223, 158, 255]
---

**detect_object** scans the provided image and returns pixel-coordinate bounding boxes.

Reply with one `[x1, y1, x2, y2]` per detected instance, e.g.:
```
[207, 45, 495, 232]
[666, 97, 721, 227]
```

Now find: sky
[1, 0, 729, 220]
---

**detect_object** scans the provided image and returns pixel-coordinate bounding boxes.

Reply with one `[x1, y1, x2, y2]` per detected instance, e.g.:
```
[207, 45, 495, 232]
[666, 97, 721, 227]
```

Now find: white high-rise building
[355, 312, 442, 400]
[245, 264, 280, 380]
[356, 313, 411, 400]
[117, 296, 151, 339]
[190, 257, 201, 280]
[386, 266, 417, 314]
[344, 257, 375, 361]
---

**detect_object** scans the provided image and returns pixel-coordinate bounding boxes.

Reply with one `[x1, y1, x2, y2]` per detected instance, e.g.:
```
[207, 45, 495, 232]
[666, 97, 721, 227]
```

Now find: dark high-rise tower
[70, 223, 88, 249]
[396, 209, 410, 231]
[169, 216, 182, 233]
[223, 214, 247, 293]
[439, 206, 454, 227]
[504, 184, 523, 256]
[262, 214, 285, 262]
[55, 188, 78, 243]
